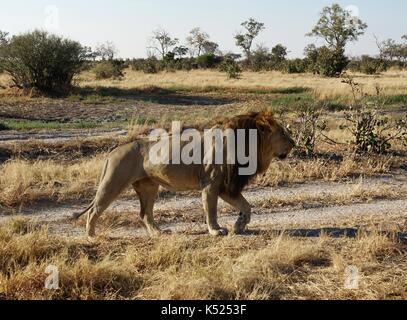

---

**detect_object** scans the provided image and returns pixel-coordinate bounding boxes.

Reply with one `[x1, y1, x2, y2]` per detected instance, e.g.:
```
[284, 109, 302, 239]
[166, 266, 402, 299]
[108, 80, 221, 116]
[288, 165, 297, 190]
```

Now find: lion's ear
[256, 122, 272, 134]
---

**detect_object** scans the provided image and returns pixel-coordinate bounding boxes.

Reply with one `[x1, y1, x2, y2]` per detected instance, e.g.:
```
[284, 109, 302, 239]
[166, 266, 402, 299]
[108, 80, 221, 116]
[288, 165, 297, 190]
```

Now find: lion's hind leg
[133, 179, 161, 236]
[86, 160, 138, 238]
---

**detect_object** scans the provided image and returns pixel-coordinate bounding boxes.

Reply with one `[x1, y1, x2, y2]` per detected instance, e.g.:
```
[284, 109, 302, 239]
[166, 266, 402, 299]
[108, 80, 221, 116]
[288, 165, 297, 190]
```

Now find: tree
[149, 28, 178, 60]
[304, 44, 319, 73]
[187, 27, 210, 56]
[235, 18, 265, 61]
[0, 30, 89, 92]
[308, 4, 367, 51]
[402, 35, 407, 41]
[271, 44, 288, 62]
[376, 37, 407, 63]
[382, 39, 402, 61]
[219, 54, 242, 79]
[0, 31, 9, 72]
[94, 41, 117, 60]
[0, 31, 8, 46]
[173, 46, 189, 59]
[202, 41, 219, 55]
[251, 45, 271, 71]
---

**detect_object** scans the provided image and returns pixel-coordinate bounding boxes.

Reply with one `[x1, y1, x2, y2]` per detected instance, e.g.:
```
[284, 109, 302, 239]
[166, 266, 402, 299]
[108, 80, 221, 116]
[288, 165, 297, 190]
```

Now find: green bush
[251, 47, 271, 71]
[0, 30, 88, 93]
[316, 47, 349, 77]
[219, 55, 242, 79]
[359, 55, 385, 75]
[344, 109, 399, 154]
[341, 75, 407, 154]
[196, 54, 221, 69]
[178, 58, 196, 71]
[346, 59, 361, 73]
[142, 57, 163, 74]
[291, 105, 327, 157]
[305, 45, 348, 77]
[130, 55, 222, 73]
[130, 59, 145, 71]
[93, 60, 125, 80]
[249, 45, 287, 71]
[347, 56, 388, 75]
[283, 59, 306, 74]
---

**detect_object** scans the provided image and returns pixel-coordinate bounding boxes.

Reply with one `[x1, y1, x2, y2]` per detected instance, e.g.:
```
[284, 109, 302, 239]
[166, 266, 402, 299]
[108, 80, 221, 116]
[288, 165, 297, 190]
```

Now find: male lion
[73, 112, 294, 237]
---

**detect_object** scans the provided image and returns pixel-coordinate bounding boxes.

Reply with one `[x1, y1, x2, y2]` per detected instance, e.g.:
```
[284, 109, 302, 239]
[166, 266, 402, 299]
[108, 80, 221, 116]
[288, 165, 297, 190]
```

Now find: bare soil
[0, 89, 238, 123]
[2, 174, 406, 241]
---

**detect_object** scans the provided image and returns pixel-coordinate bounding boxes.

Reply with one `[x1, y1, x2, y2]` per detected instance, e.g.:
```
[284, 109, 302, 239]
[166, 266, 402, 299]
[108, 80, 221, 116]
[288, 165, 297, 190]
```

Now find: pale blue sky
[0, 0, 406, 58]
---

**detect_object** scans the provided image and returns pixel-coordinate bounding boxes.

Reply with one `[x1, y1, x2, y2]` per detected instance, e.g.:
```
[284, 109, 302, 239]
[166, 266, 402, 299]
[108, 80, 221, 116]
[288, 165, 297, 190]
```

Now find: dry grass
[76, 69, 407, 101]
[257, 155, 395, 187]
[2, 68, 407, 101]
[1, 218, 406, 300]
[0, 136, 121, 164]
[0, 73, 10, 88]
[0, 156, 105, 206]
[257, 181, 407, 209]
[1, 66, 406, 301]
[0, 153, 399, 207]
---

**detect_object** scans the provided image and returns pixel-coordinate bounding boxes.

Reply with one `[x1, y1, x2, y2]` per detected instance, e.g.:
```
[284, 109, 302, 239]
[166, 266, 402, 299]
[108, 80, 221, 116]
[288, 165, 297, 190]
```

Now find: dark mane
[220, 112, 276, 197]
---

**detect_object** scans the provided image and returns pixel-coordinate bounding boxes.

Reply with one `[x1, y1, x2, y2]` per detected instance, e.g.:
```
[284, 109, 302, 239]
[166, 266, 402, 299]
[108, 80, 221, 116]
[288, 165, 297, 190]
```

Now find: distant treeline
[0, 3, 406, 93]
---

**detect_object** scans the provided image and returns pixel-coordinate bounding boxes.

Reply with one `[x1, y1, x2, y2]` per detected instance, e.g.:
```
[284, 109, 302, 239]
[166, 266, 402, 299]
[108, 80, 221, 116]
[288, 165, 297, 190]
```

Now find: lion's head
[220, 112, 295, 196]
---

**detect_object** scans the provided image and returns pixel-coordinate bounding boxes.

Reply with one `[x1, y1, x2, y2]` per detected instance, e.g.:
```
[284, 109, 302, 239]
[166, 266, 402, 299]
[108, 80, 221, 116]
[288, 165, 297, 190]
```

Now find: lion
[73, 112, 294, 237]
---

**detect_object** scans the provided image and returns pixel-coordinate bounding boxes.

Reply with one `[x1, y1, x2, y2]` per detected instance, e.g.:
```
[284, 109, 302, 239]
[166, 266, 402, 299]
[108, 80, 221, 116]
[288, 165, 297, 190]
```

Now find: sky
[0, 0, 406, 59]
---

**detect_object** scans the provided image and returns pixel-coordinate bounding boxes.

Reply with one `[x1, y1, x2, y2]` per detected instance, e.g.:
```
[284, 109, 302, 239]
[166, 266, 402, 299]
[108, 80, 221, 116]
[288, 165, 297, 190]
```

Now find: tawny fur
[73, 112, 294, 237]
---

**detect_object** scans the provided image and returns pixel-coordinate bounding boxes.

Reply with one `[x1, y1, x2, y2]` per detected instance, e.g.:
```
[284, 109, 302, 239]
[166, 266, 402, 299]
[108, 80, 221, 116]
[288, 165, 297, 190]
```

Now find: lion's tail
[72, 159, 109, 220]
[72, 200, 95, 220]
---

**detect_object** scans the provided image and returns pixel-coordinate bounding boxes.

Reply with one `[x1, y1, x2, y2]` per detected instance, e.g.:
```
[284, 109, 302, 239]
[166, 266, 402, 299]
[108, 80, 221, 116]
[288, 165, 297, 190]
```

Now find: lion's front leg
[220, 193, 252, 234]
[202, 184, 228, 236]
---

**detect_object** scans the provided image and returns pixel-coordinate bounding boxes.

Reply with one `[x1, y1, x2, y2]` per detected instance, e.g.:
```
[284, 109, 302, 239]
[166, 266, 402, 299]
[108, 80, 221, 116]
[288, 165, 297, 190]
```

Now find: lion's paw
[209, 228, 229, 237]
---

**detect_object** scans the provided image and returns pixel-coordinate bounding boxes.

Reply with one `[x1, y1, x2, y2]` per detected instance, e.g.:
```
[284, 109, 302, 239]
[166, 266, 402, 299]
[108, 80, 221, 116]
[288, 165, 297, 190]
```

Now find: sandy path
[0, 128, 128, 143]
[1, 174, 406, 238]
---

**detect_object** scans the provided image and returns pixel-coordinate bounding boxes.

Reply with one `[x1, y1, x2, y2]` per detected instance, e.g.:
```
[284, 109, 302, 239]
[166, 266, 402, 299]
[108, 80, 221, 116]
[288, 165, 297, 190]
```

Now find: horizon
[1, 0, 406, 59]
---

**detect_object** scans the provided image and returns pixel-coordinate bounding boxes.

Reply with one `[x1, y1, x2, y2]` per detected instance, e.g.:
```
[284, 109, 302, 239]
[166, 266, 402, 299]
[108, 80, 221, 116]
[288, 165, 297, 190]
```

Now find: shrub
[251, 46, 271, 71]
[341, 75, 407, 154]
[142, 57, 163, 74]
[249, 44, 287, 71]
[283, 59, 306, 74]
[305, 45, 348, 77]
[346, 59, 361, 73]
[290, 105, 327, 157]
[343, 107, 406, 154]
[178, 58, 196, 71]
[0, 122, 9, 131]
[359, 55, 385, 75]
[0, 30, 88, 93]
[348, 56, 385, 75]
[196, 54, 221, 69]
[93, 60, 125, 80]
[316, 47, 349, 77]
[130, 59, 145, 71]
[219, 55, 242, 79]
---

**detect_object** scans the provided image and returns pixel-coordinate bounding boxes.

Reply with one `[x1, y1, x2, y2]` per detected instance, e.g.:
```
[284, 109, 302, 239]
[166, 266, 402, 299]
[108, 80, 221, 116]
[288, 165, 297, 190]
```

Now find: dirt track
[0, 128, 128, 143]
[2, 174, 406, 239]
